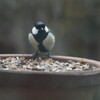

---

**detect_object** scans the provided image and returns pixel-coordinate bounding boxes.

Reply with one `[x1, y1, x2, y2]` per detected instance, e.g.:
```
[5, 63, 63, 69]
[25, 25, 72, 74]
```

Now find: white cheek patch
[45, 26, 49, 32]
[32, 27, 38, 35]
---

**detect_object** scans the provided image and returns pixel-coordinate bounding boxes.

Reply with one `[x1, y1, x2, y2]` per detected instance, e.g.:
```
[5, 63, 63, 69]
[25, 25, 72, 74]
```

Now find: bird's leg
[32, 50, 39, 59]
[47, 51, 51, 58]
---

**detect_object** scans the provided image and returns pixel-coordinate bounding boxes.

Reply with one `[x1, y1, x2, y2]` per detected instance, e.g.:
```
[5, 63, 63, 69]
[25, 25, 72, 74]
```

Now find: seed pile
[0, 57, 97, 72]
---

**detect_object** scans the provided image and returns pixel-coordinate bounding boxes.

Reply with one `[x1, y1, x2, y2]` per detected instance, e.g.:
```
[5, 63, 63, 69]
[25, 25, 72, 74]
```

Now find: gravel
[0, 57, 98, 72]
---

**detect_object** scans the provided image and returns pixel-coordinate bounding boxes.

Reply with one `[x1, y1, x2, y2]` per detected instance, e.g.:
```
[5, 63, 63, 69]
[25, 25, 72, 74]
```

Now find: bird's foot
[30, 51, 39, 59]
[30, 51, 51, 60]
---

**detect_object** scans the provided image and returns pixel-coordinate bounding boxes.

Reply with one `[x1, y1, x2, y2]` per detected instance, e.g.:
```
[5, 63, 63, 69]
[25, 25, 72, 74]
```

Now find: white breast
[28, 33, 39, 50]
[43, 32, 55, 51]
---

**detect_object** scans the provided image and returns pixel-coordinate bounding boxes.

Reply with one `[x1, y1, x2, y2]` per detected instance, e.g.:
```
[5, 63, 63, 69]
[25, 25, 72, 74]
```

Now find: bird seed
[0, 57, 99, 72]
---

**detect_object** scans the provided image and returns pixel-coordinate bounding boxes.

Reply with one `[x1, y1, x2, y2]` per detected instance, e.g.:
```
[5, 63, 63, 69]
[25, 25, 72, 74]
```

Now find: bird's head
[32, 21, 49, 35]
[35, 22, 45, 31]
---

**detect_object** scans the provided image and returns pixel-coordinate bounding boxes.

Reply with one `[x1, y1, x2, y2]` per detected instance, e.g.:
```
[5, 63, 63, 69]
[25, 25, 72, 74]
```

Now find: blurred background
[0, 0, 100, 60]
[0, 0, 100, 99]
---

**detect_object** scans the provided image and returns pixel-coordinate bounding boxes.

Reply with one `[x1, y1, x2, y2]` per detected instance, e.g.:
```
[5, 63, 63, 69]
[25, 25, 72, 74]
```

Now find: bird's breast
[33, 30, 48, 43]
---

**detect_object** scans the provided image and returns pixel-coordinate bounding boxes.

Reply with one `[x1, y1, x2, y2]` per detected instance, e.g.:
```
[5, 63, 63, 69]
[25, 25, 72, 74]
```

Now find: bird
[28, 21, 55, 59]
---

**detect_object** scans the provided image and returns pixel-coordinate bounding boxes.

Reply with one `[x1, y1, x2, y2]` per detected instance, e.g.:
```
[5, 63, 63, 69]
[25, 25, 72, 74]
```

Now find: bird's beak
[41, 28, 44, 30]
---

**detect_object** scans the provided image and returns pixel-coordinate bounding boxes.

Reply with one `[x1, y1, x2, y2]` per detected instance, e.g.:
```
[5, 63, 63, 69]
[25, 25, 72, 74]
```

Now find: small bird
[28, 21, 55, 59]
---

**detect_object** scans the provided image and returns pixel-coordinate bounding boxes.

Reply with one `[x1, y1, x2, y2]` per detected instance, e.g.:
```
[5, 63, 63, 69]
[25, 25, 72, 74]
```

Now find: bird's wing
[43, 32, 55, 51]
[28, 33, 39, 50]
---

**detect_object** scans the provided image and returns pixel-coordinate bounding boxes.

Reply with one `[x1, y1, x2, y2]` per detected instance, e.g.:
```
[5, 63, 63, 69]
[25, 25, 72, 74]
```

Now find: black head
[34, 22, 45, 30]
